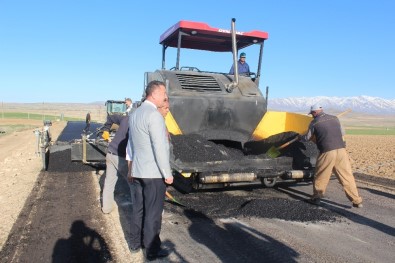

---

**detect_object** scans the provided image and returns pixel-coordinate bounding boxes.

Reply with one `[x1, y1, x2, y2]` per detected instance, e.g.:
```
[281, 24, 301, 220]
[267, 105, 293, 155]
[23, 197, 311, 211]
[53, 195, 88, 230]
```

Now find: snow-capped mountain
[268, 95, 395, 115]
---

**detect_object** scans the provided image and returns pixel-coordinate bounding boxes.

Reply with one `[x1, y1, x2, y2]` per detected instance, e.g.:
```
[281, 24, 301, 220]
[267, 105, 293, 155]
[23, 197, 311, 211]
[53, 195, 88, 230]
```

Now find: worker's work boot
[101, 207, 113, 214]
[307, 197, 321, 206]
[352, 203, 363, 208]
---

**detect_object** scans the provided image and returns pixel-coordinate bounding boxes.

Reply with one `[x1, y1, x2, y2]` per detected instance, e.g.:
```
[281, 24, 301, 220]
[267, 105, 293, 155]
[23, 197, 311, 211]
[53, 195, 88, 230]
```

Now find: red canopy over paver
[160, 20, 269, 52]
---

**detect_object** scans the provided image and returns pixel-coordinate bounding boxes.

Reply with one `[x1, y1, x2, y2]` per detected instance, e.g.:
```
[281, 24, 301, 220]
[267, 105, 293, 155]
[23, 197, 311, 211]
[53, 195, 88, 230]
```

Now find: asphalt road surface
[0, 121, 394, 263]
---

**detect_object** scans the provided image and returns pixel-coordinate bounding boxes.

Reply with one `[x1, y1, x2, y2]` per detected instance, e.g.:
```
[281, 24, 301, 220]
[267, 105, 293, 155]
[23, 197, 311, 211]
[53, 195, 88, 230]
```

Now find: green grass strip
[346, 128, 395, 135]
[0, 112, 83, 121]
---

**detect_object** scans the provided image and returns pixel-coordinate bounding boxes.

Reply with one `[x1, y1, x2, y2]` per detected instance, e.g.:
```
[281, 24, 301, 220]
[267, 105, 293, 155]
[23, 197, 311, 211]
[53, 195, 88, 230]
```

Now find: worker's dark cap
[240, 52, 246, 58]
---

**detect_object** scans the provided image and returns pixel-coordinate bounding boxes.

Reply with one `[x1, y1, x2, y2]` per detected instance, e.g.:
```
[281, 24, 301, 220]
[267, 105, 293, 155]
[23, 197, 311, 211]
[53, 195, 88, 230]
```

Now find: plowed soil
[346, 135, 395, 180]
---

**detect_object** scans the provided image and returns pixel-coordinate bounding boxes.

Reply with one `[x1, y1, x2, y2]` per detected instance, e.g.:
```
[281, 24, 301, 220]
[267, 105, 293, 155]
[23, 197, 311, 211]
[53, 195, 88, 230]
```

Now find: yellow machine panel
[252, 111, 312, 140]
[165, 111, 182, 135]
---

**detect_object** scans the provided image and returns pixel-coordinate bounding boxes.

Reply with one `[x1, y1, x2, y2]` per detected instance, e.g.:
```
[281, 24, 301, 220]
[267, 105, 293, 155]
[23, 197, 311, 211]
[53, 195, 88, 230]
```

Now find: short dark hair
[145, 80, 165, 97]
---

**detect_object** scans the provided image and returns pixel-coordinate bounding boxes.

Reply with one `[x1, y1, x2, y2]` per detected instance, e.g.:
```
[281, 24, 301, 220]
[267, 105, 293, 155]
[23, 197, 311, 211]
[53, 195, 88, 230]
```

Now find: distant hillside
[268, 95, 395, 115]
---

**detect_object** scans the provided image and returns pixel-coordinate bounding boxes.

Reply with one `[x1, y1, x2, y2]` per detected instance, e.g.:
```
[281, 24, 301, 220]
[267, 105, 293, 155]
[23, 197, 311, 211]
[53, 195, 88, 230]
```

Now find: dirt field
[0, 117, 394, 259]
[346, 135, 395, 179]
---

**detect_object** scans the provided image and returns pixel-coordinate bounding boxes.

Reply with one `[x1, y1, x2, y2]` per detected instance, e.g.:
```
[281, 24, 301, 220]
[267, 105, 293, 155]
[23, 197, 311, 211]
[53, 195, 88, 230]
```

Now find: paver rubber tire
[261, 177, 277, 188]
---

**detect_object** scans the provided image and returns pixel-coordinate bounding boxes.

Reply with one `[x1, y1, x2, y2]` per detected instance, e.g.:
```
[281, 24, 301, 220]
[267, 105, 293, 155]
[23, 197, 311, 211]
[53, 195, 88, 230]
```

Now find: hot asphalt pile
[171, 132, 319, 170]
[171, 134, 244, 162]
[244, 131, 319, 168]
[244, 131, 299, 155]
[165, 188, 341, 222]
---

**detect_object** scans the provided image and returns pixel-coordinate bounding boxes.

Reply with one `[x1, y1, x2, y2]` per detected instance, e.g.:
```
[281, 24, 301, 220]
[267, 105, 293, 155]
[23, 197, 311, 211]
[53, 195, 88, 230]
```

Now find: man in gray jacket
[128, 80, 174, 260]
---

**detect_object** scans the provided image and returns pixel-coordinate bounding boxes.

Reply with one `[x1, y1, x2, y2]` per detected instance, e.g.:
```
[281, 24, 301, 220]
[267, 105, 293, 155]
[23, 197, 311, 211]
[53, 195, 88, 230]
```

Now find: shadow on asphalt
[52, 220, 112, 263]
[184, 209, 299, 263]
[276, 185, 395, 237]
[98, 169, 133, 250]
[358, 187, 395, 199]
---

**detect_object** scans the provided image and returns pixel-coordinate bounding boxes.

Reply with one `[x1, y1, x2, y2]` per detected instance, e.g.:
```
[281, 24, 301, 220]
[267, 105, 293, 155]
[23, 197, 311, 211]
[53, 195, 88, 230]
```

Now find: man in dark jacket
[101, 114, 130, 213]
[300, 104, 363, 208]
[229, 52, 250, 75]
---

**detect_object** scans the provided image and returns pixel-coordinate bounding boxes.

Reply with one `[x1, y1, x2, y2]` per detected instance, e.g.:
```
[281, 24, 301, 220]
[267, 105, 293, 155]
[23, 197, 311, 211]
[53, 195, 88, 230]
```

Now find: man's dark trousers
[130, 178, 166, 254]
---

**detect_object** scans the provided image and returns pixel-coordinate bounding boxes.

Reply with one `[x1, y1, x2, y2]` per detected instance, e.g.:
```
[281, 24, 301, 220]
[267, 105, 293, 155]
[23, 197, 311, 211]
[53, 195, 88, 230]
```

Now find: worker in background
[125, 98, 133, 115]
[299, 104, 363, 208]
[128, 80, 173, 260]
[158, 99, 170, 118]
[101, 113, 131, 214]
[101, 98, 132, 139]
[229, 52, 250, 75]
[158, 99, 171, 147]
[83, 111, 91, 133]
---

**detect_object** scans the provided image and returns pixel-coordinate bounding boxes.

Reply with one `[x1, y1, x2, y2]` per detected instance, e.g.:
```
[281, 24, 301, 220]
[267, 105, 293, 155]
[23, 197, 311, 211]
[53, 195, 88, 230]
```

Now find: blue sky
[1, 0, 394, 103]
